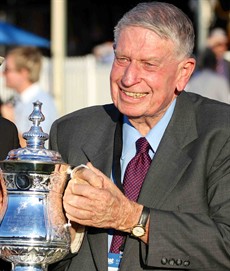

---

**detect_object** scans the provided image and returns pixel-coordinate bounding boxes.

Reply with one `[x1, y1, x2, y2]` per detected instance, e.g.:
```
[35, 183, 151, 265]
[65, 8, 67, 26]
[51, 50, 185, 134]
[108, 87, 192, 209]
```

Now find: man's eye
[144, 62, 155, 67]
[143, 62, 158, 71]
[116, 57, 129, 64]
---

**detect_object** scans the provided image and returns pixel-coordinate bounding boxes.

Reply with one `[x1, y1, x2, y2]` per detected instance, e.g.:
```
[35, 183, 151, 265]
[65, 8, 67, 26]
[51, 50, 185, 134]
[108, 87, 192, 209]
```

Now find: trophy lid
[5, 100, 63, 163]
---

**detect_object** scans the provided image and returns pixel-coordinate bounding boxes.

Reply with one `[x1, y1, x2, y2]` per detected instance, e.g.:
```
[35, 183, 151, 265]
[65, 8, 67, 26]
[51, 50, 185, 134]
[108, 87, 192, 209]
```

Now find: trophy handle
[49, 164, 85, 253]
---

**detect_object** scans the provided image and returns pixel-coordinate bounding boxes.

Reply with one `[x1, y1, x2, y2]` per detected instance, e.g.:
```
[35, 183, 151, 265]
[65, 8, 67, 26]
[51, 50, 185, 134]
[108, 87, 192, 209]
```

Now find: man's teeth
[123, 91, 147, 98]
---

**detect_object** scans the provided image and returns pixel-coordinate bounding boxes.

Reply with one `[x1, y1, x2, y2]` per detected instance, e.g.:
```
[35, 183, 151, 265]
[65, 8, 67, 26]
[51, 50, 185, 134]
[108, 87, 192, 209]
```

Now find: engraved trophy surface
[0, 101, 71, 271]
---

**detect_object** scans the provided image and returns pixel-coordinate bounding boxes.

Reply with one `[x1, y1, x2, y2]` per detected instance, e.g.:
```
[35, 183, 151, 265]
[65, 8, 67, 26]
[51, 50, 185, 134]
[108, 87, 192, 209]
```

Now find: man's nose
[121, 62, 141, 86]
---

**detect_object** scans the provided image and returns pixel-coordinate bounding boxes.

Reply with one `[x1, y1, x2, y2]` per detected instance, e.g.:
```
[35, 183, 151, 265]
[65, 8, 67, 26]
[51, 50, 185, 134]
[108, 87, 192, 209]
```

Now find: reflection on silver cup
[0, 101, 71, 271]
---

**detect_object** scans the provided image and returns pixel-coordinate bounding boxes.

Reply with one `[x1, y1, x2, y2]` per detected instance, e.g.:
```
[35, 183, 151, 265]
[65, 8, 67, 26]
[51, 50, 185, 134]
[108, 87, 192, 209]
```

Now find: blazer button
[183, 260, 190, 267]
[161, 257, 167, 265]
[176, 259, 182, 266]
[168, 258, 175, 265]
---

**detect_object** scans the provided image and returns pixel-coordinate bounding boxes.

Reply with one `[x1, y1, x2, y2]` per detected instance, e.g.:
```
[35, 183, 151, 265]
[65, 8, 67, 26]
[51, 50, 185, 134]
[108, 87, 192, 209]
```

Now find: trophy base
[0, 245, 69, 271]
[13, 264, 47, 271]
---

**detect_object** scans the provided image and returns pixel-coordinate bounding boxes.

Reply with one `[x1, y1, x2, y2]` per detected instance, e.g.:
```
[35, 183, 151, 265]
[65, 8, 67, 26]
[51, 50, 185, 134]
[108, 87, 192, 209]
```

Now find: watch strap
[138, 206, 150, 226]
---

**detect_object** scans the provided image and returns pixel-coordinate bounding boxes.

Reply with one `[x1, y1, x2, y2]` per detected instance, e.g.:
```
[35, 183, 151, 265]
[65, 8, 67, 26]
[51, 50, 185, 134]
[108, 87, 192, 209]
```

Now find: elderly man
[49, 2, 230, 271]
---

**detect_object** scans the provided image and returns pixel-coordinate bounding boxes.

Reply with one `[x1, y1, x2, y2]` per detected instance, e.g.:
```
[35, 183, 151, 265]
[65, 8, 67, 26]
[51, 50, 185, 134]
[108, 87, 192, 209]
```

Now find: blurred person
[1, 46, 58, 147]
[0, 56, 20, 271]
[185, 47, 230, 103]
[49, 2, 230, 271]
[93, 41, 114, 64]
[207, 27, 230, 84]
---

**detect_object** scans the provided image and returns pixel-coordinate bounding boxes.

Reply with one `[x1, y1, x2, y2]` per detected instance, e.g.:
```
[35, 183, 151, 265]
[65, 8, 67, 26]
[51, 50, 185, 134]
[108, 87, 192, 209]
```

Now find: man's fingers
[71, 164, 104, 188]
[86, 162, 115, 190]
[86, 162, 104, 177]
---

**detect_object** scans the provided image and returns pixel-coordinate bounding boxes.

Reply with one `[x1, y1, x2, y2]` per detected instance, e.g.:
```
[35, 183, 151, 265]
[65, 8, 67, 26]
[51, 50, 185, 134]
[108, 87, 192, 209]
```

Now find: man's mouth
[122, 90, 147, 98]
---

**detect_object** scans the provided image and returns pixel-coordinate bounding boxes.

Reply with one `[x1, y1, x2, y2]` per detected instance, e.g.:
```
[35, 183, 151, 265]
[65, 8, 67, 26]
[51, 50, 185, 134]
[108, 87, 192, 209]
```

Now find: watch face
[132, 225, 145, 237]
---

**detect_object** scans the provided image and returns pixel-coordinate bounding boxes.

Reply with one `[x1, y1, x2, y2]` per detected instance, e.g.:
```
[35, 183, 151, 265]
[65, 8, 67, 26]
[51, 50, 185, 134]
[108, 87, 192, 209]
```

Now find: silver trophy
[0, 101, 74, 271]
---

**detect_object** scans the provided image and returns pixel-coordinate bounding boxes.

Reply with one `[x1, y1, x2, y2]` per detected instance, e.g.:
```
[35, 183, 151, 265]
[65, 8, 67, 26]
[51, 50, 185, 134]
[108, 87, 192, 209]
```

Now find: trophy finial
[5, 100, 62, 162]
[29, 100, 45, 126]
[22, 100, 49, 149]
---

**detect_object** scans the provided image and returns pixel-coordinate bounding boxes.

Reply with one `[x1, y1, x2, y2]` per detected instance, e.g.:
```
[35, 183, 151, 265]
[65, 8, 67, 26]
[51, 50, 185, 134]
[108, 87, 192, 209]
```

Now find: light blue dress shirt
[108, 99, 176, 251]
[121, 99, 176, 182]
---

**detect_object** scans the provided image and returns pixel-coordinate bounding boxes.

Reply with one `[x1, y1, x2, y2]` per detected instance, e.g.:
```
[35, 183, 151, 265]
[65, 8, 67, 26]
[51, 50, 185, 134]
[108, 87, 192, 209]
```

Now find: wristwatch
[131, 206, 150, 237]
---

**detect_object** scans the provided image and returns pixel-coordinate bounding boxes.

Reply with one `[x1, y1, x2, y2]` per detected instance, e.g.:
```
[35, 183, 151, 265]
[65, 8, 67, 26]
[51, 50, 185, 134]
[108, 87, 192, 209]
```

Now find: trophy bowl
[0, 101, 72, 271]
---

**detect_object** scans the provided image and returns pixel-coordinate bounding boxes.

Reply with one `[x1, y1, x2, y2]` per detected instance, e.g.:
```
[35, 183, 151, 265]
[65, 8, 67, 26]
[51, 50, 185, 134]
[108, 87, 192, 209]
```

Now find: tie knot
[136, 137, 150, 154]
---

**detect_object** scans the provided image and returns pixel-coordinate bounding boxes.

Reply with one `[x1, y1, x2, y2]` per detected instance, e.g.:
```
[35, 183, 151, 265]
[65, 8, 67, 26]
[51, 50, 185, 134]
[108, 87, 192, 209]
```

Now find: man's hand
[63, 162, 142, 233]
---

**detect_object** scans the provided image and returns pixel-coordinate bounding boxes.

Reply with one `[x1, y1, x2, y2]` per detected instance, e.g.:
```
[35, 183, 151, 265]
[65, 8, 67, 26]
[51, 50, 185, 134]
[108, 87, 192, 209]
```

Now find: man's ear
[176, 57, 196, 91]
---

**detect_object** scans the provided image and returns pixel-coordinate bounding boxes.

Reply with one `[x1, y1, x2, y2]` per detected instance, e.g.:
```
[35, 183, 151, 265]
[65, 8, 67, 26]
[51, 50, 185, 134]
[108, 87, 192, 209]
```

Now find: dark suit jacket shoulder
[50, 103, 120, 166]
[0, 117, 20, 160]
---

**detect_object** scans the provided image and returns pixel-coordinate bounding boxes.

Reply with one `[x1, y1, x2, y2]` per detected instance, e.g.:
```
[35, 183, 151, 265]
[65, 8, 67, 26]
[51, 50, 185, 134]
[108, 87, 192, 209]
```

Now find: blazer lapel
[139, 92, 198, 208]
[139, 136, 192, 208]
[122, 92, 199, 264]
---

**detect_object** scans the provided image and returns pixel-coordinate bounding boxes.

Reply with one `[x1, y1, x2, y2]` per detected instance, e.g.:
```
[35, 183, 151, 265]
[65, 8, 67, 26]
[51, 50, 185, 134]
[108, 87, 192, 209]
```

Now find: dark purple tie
[110, 137, 151, 253]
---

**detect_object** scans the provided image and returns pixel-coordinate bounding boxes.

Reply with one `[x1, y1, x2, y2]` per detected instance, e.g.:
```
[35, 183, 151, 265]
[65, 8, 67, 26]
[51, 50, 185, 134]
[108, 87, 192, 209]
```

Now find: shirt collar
[122, 99, 176, 157]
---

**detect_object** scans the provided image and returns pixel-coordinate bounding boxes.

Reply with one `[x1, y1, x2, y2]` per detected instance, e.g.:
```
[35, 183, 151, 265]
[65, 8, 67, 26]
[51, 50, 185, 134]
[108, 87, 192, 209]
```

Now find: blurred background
[0, 0, 229, 116]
